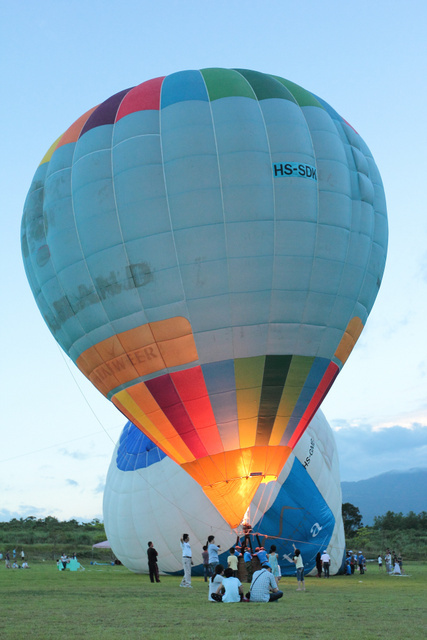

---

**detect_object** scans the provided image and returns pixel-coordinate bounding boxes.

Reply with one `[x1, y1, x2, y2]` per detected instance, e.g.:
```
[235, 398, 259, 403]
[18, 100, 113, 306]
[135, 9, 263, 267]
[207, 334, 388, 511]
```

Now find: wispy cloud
[58, 448, 91, 461]
[94, 478, 105, 494]
[65, 479, 79, 487]
[332, 421, 427, 481]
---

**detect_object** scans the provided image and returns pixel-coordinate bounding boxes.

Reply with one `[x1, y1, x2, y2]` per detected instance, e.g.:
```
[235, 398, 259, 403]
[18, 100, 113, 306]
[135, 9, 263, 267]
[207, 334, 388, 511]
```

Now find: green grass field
[1, 562, 425, 639]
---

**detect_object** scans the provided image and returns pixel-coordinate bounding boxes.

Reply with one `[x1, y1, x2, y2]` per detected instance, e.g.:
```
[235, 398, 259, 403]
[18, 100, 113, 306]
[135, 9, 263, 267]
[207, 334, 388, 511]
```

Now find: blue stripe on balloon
[160, 70, 209, 109]
[116, 422, 167, 471]
[256, 458, 336, 575]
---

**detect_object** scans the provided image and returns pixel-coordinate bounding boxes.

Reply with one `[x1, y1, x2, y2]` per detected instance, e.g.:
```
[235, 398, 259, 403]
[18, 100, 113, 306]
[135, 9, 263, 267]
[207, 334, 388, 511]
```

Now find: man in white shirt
[215, 568, 244, 602]
[179, 533, 192, 588]
[320, 550, 331, 578]
[249, 562, 283, 602]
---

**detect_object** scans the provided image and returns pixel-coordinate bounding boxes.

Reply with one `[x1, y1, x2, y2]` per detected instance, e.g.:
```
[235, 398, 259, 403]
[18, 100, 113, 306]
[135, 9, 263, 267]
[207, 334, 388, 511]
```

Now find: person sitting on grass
[248, 562, 283, 602]
[208, 564, 224, 602]
[213, 567, 244, 603]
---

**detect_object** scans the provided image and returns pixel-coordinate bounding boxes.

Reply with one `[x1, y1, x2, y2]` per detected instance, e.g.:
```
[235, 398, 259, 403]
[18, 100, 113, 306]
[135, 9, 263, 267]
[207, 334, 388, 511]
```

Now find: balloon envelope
[21, 68, 387, 526]
[103, 410, 345, 575]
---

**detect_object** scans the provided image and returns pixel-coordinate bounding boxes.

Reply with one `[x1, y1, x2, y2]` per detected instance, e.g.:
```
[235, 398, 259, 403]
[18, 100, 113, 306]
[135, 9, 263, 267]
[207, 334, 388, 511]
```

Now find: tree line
[342, 503, 427, 536]
[0, 516, 106, 547]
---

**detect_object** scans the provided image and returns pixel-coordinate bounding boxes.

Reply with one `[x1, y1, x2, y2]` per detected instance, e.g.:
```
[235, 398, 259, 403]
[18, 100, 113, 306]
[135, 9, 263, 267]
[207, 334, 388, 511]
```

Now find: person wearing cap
[320, 550, 331, 578]
[248, 562, 283, 602]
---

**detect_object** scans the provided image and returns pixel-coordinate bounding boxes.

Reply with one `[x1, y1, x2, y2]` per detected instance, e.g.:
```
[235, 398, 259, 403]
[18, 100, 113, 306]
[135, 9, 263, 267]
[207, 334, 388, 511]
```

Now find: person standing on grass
[316, 551, 323, 577]
[227, 547, 239, 577]
[60, 553, 68, 570]
[207, 535, 221, 575]
[267, 545, 280, 586]
[243, 546, 253, 583]
[147, 541, 160, 583]
[358, 551, 365, 575]
[378, 555, 383, 569]
[293, 549, 306, 591]
[202, 545, 210, 582]
[320, 550, 331, 578]
[180, 533, 192, 588]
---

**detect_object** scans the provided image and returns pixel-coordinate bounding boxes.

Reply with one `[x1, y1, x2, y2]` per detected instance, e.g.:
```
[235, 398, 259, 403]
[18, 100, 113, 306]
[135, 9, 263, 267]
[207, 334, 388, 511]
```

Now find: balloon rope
[57, 344, 117, 444]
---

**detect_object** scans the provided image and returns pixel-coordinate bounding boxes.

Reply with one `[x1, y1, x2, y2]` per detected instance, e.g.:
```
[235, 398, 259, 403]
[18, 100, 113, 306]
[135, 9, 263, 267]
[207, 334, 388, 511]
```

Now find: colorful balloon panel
[21, 68, 388, 527]
[103, 410, 345, 575]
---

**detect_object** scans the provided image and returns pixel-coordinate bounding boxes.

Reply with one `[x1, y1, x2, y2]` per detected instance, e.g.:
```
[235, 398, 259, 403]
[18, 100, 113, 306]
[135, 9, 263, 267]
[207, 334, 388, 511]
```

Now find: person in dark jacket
[316, 552, 322, 577]
[147, 541, 160, 583]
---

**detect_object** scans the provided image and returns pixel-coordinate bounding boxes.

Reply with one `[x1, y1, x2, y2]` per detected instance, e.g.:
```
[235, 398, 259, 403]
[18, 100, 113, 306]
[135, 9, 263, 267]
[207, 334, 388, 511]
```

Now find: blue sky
[1, 0, 426, 521]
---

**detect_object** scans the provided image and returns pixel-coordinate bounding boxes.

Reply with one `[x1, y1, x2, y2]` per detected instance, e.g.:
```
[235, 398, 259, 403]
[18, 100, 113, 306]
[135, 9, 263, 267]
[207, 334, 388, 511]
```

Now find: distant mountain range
[341, 468, 427, 526]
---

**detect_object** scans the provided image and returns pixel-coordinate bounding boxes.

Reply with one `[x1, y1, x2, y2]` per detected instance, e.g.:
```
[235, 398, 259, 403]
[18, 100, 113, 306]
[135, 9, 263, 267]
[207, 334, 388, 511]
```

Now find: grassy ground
[0, 562, 425, 640]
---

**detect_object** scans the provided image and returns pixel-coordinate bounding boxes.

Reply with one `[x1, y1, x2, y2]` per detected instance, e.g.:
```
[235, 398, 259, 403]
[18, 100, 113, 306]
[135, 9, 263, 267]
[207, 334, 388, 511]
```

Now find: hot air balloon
[21, 68, 388, 528]
[103, 410, 345, 576]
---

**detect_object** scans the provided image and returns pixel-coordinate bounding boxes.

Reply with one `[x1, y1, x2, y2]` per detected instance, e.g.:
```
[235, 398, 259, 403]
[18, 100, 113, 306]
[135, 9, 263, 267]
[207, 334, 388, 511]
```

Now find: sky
[1, 0, 426, 522]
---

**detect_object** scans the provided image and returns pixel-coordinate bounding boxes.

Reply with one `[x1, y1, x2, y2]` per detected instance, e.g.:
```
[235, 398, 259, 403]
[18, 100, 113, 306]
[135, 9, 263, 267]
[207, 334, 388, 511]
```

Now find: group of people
[381, 549, 403, 574]
[343, 550, 366, 575]
[314, 550, 331, 578]
[2, 549, 28, 569]
[146, 535, 314, 602]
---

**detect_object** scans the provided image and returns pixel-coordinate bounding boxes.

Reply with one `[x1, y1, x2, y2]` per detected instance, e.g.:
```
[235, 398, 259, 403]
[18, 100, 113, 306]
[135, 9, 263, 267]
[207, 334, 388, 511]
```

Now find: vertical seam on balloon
[289, 99, 320, 351]
[228, 69, 272, 452]
[330, 120, 377, 330]
[235, 72, 280, 448]
[68, 130, 116, 356]
[110, 92, 150, 336]
[35, 153, 88, 357]
[199, 69, 235, 458]
[158, 75, 191, 361]
[320, 118, 360, 353]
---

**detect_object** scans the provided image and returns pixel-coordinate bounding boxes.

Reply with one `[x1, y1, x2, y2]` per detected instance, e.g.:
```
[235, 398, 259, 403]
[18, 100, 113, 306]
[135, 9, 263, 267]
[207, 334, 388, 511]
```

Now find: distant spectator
[12, 549, 16, 559]
[60, 553, 68, 570]
[21, 549, 25, 560]
[378, 555, 383, 569]
[358, 552, 365, 575]
[22, 561, 29, 569]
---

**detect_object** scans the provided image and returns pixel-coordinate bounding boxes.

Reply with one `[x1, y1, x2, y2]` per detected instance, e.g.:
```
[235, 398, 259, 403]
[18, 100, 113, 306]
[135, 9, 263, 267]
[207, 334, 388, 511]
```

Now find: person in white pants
[180, 533, 192, 588]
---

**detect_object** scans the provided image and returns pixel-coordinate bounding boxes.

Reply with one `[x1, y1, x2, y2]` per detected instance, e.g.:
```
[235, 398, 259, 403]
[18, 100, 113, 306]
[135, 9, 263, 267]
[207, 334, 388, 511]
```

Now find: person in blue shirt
[207, 535, 221, 574]
[243, 546, 253, 582]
